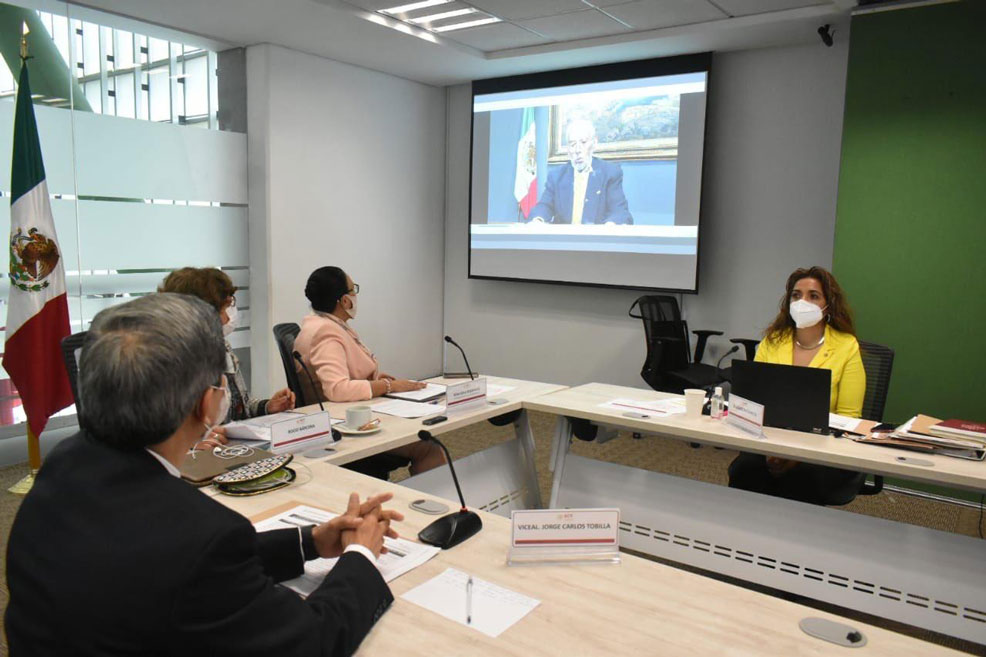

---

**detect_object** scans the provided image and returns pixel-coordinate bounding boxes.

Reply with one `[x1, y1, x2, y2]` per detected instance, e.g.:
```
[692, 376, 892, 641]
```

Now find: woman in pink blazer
[294, 266, 444, 474]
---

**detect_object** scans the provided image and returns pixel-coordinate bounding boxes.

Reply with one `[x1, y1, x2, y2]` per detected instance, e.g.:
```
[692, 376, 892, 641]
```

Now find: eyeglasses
[349, 283, 360, 295]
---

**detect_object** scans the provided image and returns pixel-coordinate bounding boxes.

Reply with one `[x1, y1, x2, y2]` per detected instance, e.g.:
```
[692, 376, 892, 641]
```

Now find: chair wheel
[632, 432, 643, 440]
[689, 442, 701, 449]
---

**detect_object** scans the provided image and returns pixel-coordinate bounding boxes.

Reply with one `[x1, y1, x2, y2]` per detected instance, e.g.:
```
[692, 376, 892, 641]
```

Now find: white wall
[443, 39, 850, 388]
[247, 44, 447, 394]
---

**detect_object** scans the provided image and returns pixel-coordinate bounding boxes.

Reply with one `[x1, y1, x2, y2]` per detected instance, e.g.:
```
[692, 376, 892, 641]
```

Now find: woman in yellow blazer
[728, 266, 866, 505]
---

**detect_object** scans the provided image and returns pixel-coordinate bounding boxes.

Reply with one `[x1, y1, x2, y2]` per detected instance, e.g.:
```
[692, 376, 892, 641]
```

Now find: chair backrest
[272, 323, 307, 405]
[857, 340, 895, 423]
[629, 296, 692, 390]
[60, 331, 88, 411]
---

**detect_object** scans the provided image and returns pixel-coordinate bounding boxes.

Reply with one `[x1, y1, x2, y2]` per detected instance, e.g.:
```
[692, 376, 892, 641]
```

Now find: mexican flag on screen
[2, 59, 73, 435]
[513, 107, 537, 218]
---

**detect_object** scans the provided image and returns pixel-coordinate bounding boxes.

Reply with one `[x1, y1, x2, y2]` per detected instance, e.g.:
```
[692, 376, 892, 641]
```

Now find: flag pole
[7, 26, 39, 497]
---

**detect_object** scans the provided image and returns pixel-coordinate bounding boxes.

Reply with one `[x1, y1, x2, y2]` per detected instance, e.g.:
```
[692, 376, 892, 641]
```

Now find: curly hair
[158, 267, 236, 313]
[763, 266, 855, 343]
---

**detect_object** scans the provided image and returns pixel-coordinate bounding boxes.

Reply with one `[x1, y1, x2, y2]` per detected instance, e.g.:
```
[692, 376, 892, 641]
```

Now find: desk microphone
[415, 430, 482, 549]
[715, 345, 740, 370]
[292, 351, 325, 412]
[444, 335, 475, 381]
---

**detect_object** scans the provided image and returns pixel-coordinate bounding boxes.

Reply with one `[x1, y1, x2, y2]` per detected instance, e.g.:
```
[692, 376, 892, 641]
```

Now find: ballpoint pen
[466, 575, 473, 625]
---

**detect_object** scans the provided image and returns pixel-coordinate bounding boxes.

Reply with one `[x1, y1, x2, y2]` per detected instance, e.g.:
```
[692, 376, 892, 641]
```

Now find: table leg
[513, 409, 543, 509]
[548, 416, 573, 508]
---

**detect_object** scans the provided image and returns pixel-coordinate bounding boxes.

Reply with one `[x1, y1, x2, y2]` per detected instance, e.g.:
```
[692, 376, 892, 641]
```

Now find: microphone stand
[444, 336, 475, 380]
[416, 430, 482, 549]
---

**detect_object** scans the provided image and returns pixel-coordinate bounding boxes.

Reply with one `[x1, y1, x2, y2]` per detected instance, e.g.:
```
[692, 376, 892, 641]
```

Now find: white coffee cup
[683, 389, 706, 418]
[346, 405, 372, 430]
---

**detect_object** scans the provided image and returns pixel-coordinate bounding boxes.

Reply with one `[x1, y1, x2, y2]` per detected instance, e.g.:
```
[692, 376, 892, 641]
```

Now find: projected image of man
[529, 119, 633, 225]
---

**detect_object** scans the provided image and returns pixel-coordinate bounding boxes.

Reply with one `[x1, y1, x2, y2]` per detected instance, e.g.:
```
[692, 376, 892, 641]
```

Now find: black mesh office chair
[854, 340, 895, 497]
[629, 295, 724, 393]
[60, 331, 88, 412]
[271, 323, 410, 481]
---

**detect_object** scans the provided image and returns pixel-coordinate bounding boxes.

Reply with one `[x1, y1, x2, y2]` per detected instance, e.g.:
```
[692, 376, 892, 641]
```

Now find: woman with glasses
[159, 268, 295, 444]
[295, 266, 444, 474]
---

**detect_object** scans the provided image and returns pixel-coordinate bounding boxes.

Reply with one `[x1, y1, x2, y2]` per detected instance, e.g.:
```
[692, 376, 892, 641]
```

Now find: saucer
[336, 423, 382, 436]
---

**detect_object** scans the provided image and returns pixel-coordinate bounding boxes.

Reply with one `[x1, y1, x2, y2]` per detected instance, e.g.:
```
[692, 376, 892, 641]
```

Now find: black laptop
[730, 361, 831, 434]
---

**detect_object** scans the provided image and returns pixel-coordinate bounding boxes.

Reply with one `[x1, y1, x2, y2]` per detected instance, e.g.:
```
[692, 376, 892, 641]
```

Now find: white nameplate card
[444, 377, 487, 414]
[508, 508, 620, 565]
[725, 394, 765, 438]
[270, 411, 334, 454]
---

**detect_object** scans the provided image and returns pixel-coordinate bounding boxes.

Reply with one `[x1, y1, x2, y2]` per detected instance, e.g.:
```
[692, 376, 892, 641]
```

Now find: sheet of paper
[486, 384, 516, 397]
[829, 413, 862, 432]
[598, 398, 686, 416]
[386, 383, 446, 402]
[253, 505, 440, 597]
[372, 398, 443, 418]
[401, 567, 540, 638]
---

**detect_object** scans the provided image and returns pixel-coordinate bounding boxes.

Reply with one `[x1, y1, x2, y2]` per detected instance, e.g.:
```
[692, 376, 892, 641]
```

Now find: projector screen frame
[467, 52, 714, 294]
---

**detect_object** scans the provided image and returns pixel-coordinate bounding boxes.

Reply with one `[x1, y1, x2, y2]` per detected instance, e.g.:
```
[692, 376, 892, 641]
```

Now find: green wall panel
[833, 0, 986, 426]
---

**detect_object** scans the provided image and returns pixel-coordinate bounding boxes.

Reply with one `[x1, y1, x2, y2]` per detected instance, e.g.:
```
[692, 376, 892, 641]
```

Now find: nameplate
[445, 377, 487, 414]
[725, 394, 765, 438]
[511, 508, 620, 549]
[270, 411, 333, 454]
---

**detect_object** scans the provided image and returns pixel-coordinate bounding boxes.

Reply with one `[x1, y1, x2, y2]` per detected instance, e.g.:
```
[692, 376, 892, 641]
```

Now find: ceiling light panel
[380, 0, 452, 15]
[410, 7, 476, 23]
[432, 15, 502, 31]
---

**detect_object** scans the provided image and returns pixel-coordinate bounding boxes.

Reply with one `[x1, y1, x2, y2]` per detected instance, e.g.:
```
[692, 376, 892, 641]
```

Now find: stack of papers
[852, 415, 986, 461]
[599, 398, 687, 416]
[372, 398, 443, 418]
[254, 505, 440, 596]
[386, 383, 446, 403]
[401, 568, 540, 638]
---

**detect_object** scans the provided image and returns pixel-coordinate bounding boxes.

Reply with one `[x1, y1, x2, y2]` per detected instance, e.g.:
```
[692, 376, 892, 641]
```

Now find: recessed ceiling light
[409, 8, 474, 24]
[431, 16, 500, 32]
[380, 0, 451, 14]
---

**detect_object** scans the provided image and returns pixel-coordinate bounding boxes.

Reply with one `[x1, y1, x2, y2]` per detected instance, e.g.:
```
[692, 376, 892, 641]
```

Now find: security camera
[817, 24, 834, 47]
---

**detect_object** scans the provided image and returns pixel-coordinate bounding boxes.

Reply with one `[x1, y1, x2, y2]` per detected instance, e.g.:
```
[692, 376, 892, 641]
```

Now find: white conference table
[291, 376, 566, 514]
[215, 459, 961, 657]
[525, 382, 986, 646]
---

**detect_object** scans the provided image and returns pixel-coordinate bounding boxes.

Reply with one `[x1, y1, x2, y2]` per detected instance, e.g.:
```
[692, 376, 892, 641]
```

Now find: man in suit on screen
[5, 293, 399, 657]
[529, 118, 633, 225]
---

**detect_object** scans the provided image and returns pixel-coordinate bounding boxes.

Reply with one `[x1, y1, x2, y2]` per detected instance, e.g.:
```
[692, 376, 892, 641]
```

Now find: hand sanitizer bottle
[710, 386, 724, 420]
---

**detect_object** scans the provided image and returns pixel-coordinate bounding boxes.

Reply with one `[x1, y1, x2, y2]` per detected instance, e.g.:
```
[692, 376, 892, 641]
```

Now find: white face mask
[343, 293, 358, 320]
[201, 383, 231, 438]
[789, 299, 825, 329]
[222, 304, 239, 337]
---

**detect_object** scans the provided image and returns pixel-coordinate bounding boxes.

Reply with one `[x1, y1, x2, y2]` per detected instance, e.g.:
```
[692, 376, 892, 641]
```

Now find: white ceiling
[71, 0, 856, 86]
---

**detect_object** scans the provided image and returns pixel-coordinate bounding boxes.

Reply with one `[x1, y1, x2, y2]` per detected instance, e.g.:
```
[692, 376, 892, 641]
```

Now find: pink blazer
[294, 314, 380, 402]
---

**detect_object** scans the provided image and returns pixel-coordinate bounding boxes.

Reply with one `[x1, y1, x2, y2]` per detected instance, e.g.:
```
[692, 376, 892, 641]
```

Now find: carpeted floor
[2, 412, 984, 655]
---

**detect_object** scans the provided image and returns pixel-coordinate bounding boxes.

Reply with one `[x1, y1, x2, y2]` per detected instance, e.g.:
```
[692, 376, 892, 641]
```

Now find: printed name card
[270, 411, 333, 454]
[725, 394, 765, 438]
[511, 508, 620, 549]
[445, 377, 487, 414]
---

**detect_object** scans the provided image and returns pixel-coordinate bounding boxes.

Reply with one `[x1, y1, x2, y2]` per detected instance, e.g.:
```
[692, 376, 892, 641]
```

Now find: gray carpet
[2, 413, 984, 655]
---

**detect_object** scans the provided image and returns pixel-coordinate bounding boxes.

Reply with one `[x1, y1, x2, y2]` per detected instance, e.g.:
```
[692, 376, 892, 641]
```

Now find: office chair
[60, 331, 88, 412]
[818, 339, 895, 505]
[629, 295, 724, 393]
[271, 323, 410, 481]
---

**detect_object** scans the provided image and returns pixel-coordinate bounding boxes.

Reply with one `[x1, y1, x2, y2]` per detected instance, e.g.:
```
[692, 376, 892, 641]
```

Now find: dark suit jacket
[528, 157, 633, 225]
[5, 432, 393, 656]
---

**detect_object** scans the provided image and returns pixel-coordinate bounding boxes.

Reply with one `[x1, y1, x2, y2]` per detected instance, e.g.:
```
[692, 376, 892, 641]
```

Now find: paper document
[254, 505, 440, 596]
[599, 398, 686, 416]
[486, 384, 516, 397]
[372, 398, 443, 418]
[386, 383, 446, 402]
[224, 412, 342, 444]
[401, 567, 540, 638]
[829, 413, 862, 433]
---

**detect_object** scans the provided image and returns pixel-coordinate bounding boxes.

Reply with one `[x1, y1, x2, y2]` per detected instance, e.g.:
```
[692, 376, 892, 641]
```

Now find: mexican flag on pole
[513, 107, 537, 219]
[2, 57, 73, 437]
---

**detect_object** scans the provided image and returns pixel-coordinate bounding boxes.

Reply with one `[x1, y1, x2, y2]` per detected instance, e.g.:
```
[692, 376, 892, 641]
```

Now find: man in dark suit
[529, 119, 633, 225]
[5, 293, 400, 656]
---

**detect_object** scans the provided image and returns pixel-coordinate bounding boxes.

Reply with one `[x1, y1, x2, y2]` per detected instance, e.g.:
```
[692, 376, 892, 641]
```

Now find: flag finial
[20, 22, 29, 60]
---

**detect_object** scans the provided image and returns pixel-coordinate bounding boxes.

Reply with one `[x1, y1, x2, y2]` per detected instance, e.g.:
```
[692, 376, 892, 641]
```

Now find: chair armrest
[730, 338, 760, 361]
[691, 330, 723, 364]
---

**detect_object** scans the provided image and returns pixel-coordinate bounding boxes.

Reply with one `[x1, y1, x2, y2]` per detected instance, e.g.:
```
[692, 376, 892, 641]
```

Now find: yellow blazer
[754, 325, 866, 418]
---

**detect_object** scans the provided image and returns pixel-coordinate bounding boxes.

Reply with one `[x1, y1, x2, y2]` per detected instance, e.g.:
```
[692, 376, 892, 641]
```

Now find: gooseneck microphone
[715, 345, 740, 371]
[443, 335, 475, 381]
[293, 351, 325, 412]
[415, 430, 482, 549]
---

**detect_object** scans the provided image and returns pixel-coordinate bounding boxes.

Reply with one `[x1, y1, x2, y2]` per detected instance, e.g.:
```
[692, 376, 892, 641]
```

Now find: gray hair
[79, 293, 226, 449]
